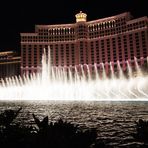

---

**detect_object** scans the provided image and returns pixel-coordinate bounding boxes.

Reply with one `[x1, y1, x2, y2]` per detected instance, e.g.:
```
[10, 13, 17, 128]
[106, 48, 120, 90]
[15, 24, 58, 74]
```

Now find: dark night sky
[0, 0, 147, 53]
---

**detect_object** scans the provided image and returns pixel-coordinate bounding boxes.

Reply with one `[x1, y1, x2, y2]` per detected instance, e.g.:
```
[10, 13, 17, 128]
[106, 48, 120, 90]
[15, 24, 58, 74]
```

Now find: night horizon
[0, 0, 147, 52]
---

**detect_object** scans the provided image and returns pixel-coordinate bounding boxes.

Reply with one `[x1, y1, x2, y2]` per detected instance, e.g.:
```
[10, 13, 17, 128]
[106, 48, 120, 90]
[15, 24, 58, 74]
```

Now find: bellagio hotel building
[20, 11, 148, 75]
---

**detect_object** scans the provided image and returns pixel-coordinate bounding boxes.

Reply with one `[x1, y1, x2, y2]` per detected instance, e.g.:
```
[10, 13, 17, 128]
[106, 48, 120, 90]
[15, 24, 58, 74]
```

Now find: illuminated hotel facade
[20, 11, 148, 75]
[0, 51, 21, 79]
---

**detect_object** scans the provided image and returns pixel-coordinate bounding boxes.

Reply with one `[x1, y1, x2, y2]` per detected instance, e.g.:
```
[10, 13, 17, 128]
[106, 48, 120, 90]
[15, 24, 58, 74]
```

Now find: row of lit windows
[22, 35, 75, 42]
[127, 20, 146, 31]
[88, 20, 116, 32]
[22, 21, 147, 42]
[89, 20, 146, 38]
[89, 24, 146, 39]
[38, 28, 75, 36]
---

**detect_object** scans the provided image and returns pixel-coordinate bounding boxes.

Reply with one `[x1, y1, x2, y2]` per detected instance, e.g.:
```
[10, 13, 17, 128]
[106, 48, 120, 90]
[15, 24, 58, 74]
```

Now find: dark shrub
[133, 119, 148, 142]
[0, 109, 108, 148]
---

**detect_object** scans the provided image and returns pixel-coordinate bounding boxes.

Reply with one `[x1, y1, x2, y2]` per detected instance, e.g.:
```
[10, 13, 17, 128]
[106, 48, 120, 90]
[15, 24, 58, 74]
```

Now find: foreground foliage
[133, 119, 148, 142]
[0, 108, 107, 148]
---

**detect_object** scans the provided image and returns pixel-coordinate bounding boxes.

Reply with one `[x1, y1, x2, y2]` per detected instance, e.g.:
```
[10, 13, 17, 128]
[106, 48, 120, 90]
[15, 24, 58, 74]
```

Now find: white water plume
[0, 48, 148, 101]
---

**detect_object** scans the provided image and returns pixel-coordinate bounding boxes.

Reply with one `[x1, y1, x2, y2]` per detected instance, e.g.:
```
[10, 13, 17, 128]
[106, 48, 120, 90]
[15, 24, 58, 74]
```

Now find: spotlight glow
[0, 49, 148, 101]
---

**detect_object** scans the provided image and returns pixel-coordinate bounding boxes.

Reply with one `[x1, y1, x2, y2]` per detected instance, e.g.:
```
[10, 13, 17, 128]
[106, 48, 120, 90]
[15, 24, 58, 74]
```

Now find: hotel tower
[20, 11, 148, 75]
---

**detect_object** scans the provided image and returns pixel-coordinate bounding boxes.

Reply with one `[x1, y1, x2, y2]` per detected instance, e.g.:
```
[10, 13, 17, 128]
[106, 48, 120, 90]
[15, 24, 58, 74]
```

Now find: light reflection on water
[0, 101, 148, 147]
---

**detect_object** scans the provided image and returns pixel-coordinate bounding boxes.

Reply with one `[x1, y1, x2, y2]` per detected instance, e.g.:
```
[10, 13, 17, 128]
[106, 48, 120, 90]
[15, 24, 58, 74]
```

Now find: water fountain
[0, 48, 148, 101]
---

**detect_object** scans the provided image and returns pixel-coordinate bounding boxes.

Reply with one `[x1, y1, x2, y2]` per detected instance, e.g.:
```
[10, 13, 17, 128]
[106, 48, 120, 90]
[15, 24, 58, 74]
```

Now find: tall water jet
[117, 61, 124, 79]
[110, 62, 115, 79]
[41, 49, 49, 85]
[94, 63, 99, 80]
[134, 57, 142, 77]
[86, 64, 91, 81]
[127, 60, 132, 78]
[147, 57, 148, 66]
[101, 63, 107, 80]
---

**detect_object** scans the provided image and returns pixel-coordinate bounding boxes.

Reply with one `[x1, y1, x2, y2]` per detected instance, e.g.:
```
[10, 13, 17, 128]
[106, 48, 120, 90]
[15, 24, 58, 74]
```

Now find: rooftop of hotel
[34, 12, 137, 28]
[20, 11, 148, 36]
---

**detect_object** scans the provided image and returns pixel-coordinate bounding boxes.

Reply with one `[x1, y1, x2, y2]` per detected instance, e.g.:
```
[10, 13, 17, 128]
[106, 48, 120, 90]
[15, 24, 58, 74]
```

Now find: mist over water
[0, 48, 148, 101]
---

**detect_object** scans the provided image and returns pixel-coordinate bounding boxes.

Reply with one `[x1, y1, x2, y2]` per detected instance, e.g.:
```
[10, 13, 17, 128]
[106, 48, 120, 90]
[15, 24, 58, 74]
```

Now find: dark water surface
[0, 101, 148, 147]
